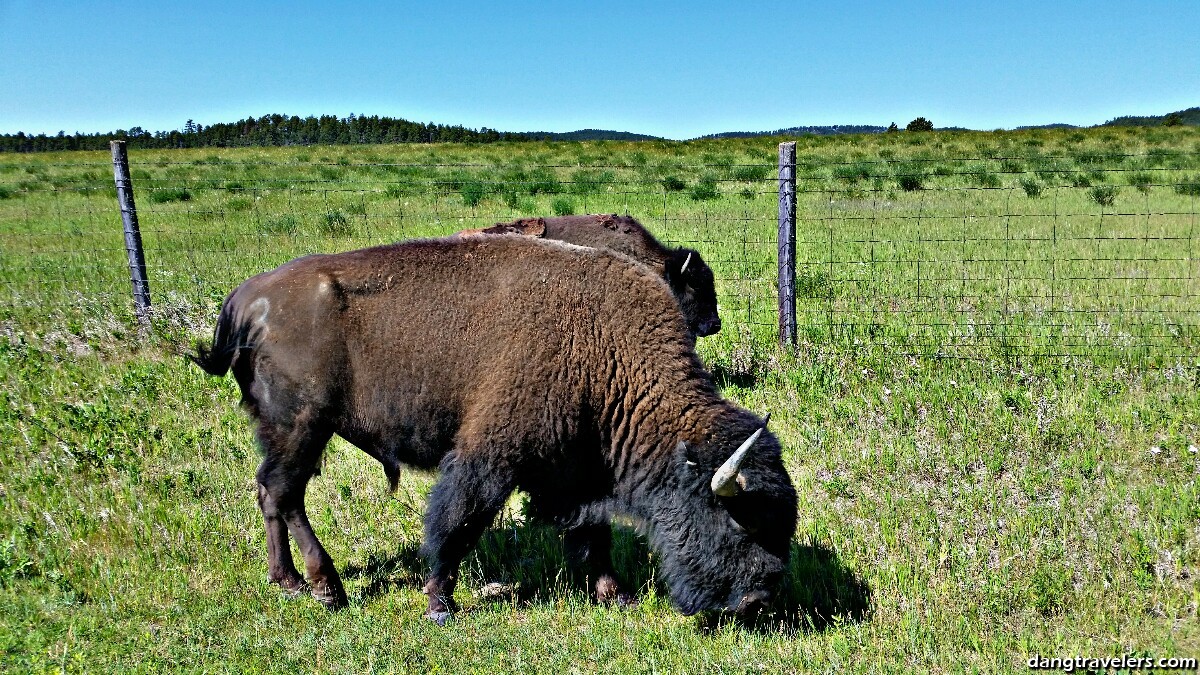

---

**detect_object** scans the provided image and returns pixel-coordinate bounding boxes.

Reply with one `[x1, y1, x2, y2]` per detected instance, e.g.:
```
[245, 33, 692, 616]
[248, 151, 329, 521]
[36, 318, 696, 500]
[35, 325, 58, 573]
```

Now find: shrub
[739, 187, 756, 200]
[1020, 177, 1043, 198]
[689, 177, 720, 201]
[970, 169, 1002, 188]
[896, 173, 923, 192]
[1174, 175, 1200, 196]
[321, 209, 352, 236]
[1090, 185, 1118, 207]
[661, 175, 686, 192]
[0, 185, 13, 200]
[148, 188, 192, 203]
[460, 180, 486, 207]
[551, 197, 575, 216]
[1126, 172, 1154, 194]
[1066, 172, 1091, 188]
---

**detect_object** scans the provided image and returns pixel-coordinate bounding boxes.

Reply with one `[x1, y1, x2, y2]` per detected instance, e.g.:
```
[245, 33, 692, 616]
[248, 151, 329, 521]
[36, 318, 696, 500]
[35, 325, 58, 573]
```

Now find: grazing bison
[456, 214, 722, 338]
[192, 236, 796, 623]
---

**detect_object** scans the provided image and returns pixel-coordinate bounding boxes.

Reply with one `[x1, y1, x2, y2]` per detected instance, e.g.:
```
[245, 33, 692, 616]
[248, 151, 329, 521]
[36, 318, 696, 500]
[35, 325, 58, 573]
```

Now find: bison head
[665, 248, 721, 338]
[643, 412, 797, 618]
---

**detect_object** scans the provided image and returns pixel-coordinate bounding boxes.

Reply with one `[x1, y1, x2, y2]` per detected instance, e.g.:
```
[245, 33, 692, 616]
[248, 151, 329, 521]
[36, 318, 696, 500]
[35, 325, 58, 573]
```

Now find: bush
[1090, 185, 1118, 207]
[551, 197, 575, 216]
[896, 173, 923, 192]
[1126, 172, 1154, 194]
[661, 175, 686, 192]
[460, 180, 486, 207]
[1020, 178, 1043, 198]
[321, 209, 353, 236]
[0, 185, 13, 200]
[689, 177, 720, 201]
[527, 167, 562, 195]
[148, 188, 192, 203]
[970, 169, 1002, 188]
[1174, 175, 1200, 196]
[739, 187, 756, 200]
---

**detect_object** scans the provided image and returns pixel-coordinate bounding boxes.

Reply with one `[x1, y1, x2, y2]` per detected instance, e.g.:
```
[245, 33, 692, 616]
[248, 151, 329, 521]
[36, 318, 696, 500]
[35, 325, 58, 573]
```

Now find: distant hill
[520, 129, 664, 141]
[1015, 123, 1079, 130]
[1101, 106, 1200, 127]
[696, 125, 888, 140]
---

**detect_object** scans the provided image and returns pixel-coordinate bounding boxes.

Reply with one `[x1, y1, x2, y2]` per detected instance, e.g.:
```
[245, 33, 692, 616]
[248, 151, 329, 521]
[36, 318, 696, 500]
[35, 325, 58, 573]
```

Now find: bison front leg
[419, 454, 514, 625]
[565, 524, 634, 607]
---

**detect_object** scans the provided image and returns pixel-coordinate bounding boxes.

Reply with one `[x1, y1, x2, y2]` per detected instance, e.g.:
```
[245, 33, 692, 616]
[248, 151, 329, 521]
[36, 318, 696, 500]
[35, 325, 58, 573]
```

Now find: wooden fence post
[110, 140, 151, 323]
[778, 141, 797, 349]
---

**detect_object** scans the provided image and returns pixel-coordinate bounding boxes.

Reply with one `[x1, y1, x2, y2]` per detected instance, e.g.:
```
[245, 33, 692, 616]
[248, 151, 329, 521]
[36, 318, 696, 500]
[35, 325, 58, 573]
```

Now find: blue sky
[2, 1, 1197, 140]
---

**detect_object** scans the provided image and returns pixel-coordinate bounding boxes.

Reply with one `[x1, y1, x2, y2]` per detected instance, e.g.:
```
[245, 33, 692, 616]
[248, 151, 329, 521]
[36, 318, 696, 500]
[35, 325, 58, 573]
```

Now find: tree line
[0, 113, 540, 152]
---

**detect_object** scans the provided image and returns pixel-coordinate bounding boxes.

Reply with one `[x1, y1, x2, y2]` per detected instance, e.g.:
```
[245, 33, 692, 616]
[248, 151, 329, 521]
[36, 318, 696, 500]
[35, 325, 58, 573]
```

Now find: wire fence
[1, 147, 1198, 365]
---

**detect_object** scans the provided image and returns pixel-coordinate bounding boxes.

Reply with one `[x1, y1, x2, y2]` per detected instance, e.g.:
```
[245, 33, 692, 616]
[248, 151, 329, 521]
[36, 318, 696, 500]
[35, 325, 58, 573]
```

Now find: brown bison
[456, 214, 721, 338]
[192, 236, 796, 623]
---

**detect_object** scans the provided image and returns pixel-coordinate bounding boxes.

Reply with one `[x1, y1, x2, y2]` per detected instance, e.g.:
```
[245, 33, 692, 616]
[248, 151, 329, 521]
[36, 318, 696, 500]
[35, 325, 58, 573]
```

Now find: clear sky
[2, 1, 1197, 140]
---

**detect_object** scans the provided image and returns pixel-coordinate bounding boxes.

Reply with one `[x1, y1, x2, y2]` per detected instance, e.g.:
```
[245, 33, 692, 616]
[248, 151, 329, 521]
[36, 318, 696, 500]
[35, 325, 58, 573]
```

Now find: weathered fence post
[110, 140, 151, 323]
[778, 141, 797, 349]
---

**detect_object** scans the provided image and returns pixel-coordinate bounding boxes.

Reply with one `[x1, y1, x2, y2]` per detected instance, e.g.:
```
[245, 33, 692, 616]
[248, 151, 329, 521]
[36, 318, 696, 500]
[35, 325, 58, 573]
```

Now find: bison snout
[696, 317, 722, 337]
[732, 589, 773, 618]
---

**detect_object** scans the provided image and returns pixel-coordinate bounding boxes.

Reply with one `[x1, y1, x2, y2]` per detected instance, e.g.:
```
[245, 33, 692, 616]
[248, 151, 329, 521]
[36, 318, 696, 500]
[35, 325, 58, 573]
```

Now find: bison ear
[676, 440, 698, 467]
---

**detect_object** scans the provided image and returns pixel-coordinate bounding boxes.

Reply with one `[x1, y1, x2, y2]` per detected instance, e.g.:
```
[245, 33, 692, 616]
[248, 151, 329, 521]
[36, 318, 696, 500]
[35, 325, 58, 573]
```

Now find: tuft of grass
[1090, 185, 1118, 207]
[1019, 177, 1043, 198]
[148, 187, 192, 203]
[320, 209, 352, 236]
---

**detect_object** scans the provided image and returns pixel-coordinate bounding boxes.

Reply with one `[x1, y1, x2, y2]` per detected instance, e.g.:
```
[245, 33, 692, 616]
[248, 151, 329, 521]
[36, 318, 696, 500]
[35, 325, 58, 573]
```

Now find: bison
[456, 214, 722, 338]
[192, 236, 796, 623]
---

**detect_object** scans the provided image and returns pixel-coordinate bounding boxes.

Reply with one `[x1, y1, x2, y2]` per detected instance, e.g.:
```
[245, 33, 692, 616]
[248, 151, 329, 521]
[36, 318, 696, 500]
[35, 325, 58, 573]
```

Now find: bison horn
[680, 251, 692, 275]
[710, 412, 770, 497]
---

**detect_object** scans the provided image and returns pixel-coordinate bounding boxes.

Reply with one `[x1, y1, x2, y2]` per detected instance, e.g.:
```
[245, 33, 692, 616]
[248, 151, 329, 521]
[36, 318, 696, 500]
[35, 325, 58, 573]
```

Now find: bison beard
[192, 236, 797, 623]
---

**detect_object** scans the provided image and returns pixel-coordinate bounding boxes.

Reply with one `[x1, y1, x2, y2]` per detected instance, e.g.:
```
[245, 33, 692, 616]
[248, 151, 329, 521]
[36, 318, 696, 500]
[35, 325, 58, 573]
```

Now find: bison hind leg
[255, 412, 347, 610]
[420, 453, 516, 624]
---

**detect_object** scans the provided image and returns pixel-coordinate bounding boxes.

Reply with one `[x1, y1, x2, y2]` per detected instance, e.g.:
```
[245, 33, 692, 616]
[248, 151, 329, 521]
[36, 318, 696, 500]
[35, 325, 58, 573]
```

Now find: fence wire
[1, 151, 1198, 364]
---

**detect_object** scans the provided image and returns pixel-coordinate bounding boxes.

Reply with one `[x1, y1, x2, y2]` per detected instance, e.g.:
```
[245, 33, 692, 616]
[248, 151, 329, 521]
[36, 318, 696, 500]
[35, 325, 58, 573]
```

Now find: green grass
[1, 126, 1199, 671]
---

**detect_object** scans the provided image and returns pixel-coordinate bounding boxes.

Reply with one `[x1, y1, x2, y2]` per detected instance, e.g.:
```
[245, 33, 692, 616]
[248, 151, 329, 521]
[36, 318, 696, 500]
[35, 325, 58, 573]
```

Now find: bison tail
[189, 299, 254, 377]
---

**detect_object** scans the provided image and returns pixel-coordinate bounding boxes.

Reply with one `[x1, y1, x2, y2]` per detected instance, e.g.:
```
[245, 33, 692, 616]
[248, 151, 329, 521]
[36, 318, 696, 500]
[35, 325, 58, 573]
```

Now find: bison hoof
[425, 610, 453, 626]
[312, 581, 348, 610]
[270, 573, 308, 597]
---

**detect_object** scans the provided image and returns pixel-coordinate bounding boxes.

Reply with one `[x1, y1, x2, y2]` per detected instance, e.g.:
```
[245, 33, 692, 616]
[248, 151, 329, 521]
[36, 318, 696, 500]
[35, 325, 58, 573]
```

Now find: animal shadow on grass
[342, 521, 871, 634]
[341, 519, 658, 610]
[697, 541, 872, 634]
[711, 363, 759, 389]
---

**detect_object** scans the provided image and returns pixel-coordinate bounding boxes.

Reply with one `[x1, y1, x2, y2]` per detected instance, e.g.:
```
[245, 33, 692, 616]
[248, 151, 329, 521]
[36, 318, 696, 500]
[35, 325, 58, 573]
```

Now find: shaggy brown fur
[456, 214, 721, 338]
[193, 236, 795, 623]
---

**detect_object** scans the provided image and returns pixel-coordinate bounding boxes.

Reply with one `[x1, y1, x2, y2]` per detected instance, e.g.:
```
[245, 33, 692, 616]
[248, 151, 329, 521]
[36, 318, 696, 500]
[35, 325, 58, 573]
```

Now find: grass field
[1, 127, 1199, 672]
